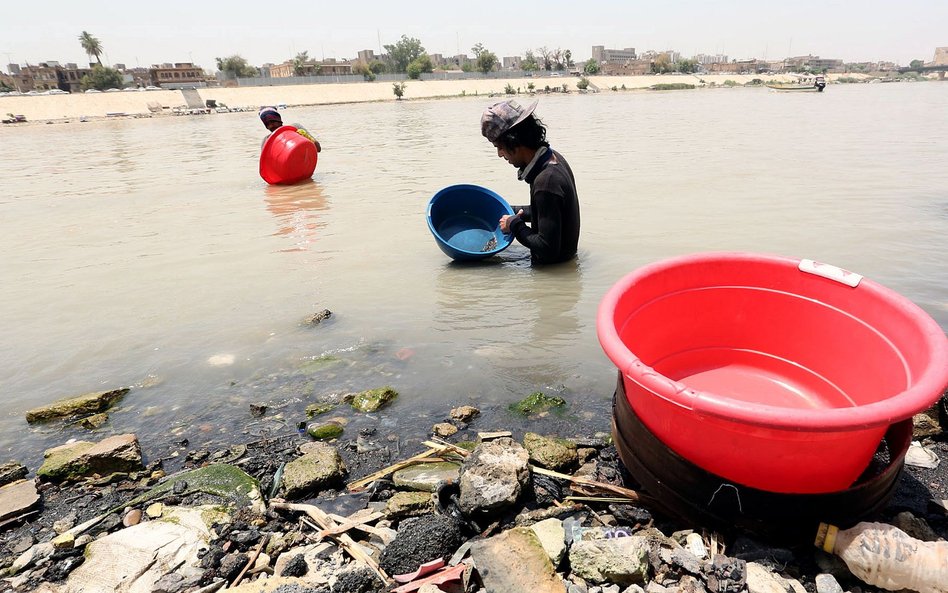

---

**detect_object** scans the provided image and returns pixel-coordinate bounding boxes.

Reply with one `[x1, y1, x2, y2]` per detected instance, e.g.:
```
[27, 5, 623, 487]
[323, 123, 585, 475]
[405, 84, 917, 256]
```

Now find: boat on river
[767, 75, 826, 92]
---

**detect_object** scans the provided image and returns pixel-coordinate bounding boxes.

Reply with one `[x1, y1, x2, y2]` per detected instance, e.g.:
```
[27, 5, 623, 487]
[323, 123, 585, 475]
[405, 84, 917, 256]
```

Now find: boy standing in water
[481, 99, 579, 265]
[259, 107, 322, 152]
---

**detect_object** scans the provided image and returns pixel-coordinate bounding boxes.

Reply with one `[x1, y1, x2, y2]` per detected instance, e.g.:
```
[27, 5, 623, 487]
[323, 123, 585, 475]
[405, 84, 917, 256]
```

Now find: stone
[281, 443, 346, 499]
[52, 532, 75, 550]
[37, 433, 144, 483]
[379, 514, 463, 576]
[523, 432, 579, 472]
[432, 422, 458, 437]
[123, 464, 262, 512]
[305, 402, 335, 417]
[250, 403, 268, 417]
[392, 462, 460, 492]
[457, 437, 530, 516]
[25, 388, 129, 423]
[892, 510, 941, 541]
[348, 386, 398, 412]
[0, 479, 40, 523]
[146, 502, 164, 518]
[569, 536, 650, 586]
[0, 461, 29, 487]
[78, 413, 109, 429]
[530, 517, 567, 566]
[384, 491, 432, 518]
[509, 391, 566, 416]
[450, 405, 480, 422]
[706, 556, 747, 593]
[306, 422, 344, 440]
[912, 412, 941, 438]
[124, 508, 143, 526]
[280, 553, 308, 577]
[746, 562, 792, 593]
[814, 574, 844, 593]
[305, 309, 332, 325]
[470, 527, 567, 593]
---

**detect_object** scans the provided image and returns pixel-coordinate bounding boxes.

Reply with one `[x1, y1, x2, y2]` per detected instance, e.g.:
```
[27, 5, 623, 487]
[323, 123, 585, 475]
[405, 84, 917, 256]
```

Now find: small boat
[767, 75, 826, 92]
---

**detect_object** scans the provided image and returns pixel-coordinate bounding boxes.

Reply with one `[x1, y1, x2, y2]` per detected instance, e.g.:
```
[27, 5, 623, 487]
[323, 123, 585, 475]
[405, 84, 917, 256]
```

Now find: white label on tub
[799, 259, 863, 288]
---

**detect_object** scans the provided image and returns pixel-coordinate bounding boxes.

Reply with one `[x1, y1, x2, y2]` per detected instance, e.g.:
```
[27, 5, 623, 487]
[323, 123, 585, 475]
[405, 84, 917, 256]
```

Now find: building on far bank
[502, 56, 522, 70]
[934, 47, 948, 66]
[784, 55, 844, 72]
[708, 59, 767, 74]
[150, 62, 206, 88]
[592, 45, 636, 65]
[601, 60, 651, 76]
[695, 54, 728, 65]
[269, 58, 353, 78]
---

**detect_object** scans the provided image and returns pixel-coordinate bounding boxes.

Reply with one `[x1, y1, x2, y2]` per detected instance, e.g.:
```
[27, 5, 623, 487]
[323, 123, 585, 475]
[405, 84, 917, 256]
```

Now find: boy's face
[265, 119, 283, 132]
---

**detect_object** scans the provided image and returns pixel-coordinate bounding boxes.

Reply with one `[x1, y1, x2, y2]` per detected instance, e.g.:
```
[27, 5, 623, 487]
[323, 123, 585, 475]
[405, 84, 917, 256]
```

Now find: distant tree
[583, 59, 600, 74]
[909, 59, 924, 70]
[472, 43, 498, 74]
[215, 55, 258, 79]
[576, 76, 589, 90]
[369, 61, 387, 74]
[384, 35, 425, 73]
[551, 48, 564, 71]
[564, 49, 574, 70]
[677, 58, 698, 73]
[537, 47, 553, 71]
[504, 83, 516, 95]
[78, 31, 103, 65]
[81, 64, 123, 91]
[407, 54, 433, 79]
[651, 54, 673, 74]
[527, 82, 535, 91]
[392, 81, 406, 99]
[354, 62, 376, 81]
[522, 51, 539, 72]
[461, 62, 473, 73]
[293, 51, 311, 76]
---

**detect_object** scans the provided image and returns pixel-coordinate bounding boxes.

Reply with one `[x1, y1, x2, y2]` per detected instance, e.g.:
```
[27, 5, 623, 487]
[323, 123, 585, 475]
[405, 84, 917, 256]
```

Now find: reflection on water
[264, 180, 329, 251]
[1, 84, 947, 464]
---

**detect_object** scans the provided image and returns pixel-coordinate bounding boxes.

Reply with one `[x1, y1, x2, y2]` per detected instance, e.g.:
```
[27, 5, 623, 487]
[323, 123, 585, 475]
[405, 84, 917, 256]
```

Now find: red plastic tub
[597, 252, 948, 494]
[260, 126, 318, 185]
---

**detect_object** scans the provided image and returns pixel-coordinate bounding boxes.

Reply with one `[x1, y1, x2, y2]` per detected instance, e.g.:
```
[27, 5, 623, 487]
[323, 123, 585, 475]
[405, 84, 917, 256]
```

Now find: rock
[124, 464, 262, 512]
[705, 556, 747, 593]
[74, 535, 93, 548]
[432, 422, 458, 437]
[814, 574, 844, 593]
[470, 527, 567, 593]
[384, 491, 432, 518]
[457, 437, 530, 516]
[53, 513, 76, 533]
[348, 386, 398, 412]
[280, 553, 309, 577]
[892, 510, 941, 541]
[9, 542, 54, 576]
[379, 514, 464, 576]
[530, 517, 567, 566]
[569, 536, 650, 586]
[912, 412, 941, 438]
[124, 508, 143, 526]
[450, 405, 480, 422]
[78, 413, 109, 429]
[220, 552, 250, 582]
[509, 391, 566, 416]
[307, 422, 344, 441]
[37, 433, 144, 483]
[305, 309, 332, 325]
[281, 443, 346, 499]
[146, 502, 164, 519]
[523, 432, 579, 472]
[0, 461, 29, 486]
[306, 403, 336, 418]
[250, 403, 268, 417]
[52, 532, 75, 550]
[745, 562, 792, 593]
[25, 388, 129, 423]
[392, 462, 460, 492]
[332, 565, 377, 593]
[0, 479, 40, 523]
[10, 534, 35, 555]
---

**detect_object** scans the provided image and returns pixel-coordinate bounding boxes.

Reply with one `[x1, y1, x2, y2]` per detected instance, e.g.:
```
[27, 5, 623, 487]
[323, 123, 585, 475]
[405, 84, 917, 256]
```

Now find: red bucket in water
[597, 252, 948, 494]
[260, 126, 318, 185]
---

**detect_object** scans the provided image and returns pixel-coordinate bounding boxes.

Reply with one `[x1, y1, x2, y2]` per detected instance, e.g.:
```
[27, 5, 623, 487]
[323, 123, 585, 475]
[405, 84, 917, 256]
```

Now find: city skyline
[2, 0, 945, 71]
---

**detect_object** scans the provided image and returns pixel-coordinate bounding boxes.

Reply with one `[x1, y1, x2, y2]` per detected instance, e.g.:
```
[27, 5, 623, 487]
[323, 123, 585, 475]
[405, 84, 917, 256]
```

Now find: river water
[2, 82, 946, 467]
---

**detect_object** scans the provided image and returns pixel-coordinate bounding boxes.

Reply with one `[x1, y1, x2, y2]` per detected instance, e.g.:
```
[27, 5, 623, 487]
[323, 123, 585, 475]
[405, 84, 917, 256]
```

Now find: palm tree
[293, 51, 310, 76]
[78, 31, 103, 65]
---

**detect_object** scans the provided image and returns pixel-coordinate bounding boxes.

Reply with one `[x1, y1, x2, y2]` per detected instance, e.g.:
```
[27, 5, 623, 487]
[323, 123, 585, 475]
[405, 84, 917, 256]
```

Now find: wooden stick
[422, 439, 471, 457]
[318, 511, 384, 538]
[228, 534, 268, 588]
[347, 446, 447, 491]
[531, 466, 642, 502]
[271, 501, 391, 586]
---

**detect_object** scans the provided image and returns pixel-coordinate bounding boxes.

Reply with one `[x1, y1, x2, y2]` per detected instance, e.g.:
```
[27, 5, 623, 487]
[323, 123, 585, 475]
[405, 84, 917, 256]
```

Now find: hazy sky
[2, 0, 945, 72]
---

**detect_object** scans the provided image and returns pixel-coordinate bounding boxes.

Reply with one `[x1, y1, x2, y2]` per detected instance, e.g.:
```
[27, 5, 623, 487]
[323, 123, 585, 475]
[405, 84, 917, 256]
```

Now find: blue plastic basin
[426, 184, 515, 261]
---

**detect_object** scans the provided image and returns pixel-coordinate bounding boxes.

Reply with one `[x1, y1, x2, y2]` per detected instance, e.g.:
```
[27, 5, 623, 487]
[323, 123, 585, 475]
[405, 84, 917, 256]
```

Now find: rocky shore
[1, 382, 946, 593]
